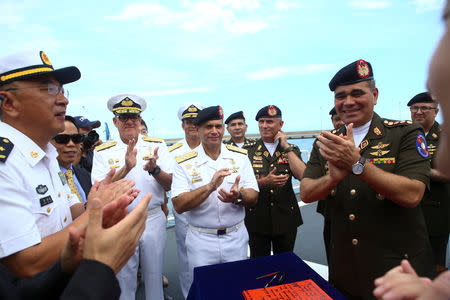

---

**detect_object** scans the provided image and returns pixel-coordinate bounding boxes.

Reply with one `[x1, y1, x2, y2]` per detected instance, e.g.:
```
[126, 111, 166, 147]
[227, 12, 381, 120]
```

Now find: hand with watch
[143, 146, 160, 176]
[352, 155, 366, 175]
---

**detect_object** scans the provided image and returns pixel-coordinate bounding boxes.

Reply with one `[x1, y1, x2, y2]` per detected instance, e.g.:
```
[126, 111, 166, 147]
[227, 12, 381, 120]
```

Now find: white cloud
[274, 1, 300, 11]
[246, 64, 335, 80]
[349, 1, 392, 9]
[109, 1, 268, 34]
[413, 0, 444, 12]
[140, 87, 214, 97]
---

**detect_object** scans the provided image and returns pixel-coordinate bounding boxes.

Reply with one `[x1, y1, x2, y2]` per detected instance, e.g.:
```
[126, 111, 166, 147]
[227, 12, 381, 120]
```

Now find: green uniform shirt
[223, 137, 256, 149]
[421, 121, 450, 235]
[245, 139, 303, 235]
[303, 113, 433, 299]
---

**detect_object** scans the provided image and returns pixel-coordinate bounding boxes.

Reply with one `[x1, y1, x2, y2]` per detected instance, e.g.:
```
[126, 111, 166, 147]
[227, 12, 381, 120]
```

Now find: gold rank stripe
[95, 141, 117, 151]
[368, 157, 396, 164]
[168, 142, 183, 152]
[0, 67, 54, 82]
[176, 151, 198, 163]
[142, 136, 163, 143]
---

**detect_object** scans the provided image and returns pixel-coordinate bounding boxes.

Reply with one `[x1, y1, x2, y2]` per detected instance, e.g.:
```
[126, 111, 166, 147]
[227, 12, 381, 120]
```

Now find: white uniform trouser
[117, 208, 167, 300]
[185, 222, 248, 290]
[173, 209, 190, 299]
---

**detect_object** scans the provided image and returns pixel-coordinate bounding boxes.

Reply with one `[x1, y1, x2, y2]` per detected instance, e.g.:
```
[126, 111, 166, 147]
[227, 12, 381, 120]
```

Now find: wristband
[148, 166, 161, 176]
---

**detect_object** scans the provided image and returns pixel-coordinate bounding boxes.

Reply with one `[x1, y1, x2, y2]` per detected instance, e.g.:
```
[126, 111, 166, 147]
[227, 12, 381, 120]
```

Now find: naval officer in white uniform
[0, 50, 84, 277]
[171, 105, 259, 291]
[91, 94, 174, 300]
[168, 102, 204, 299]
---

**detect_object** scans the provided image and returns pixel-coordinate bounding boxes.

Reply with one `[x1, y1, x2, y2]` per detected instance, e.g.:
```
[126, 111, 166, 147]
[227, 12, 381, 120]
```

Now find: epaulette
[175, 151, 198, 164]
[142, 136, 163, 143]
[168, 142, 183, 152]
[95, 141, 117, 152]
[226, 144, 248, 155]
[383, 120, 413, 127]
[0, 137, 14, 163]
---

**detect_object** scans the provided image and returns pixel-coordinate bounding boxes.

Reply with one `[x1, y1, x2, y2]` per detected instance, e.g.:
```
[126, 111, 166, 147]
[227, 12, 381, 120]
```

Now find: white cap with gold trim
[107, 93, 147, 115]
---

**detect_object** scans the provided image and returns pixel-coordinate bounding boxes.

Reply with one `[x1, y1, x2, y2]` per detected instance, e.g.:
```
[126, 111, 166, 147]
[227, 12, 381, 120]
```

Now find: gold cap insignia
[356, 59, 370, 78]
[267, 105, 277, 117]
[218, 106, 224, 118]
[40, 51, 52, 66]
[121, 98, 133, 106]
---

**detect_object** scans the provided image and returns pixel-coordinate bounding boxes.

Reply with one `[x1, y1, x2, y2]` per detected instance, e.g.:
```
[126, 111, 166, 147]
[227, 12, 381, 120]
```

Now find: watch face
[352, 163, 364, 175]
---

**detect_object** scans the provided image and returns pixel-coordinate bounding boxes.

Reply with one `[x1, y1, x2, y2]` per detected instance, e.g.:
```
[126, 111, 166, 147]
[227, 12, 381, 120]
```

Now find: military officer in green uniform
[300, 59, 434, 299]
[224, 111, 256, 149]
[245, 105, 306, 257]
[408, 91, 450, 273]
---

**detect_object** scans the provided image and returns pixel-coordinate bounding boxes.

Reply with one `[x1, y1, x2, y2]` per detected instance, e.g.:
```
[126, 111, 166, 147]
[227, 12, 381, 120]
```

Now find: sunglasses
[116, 114, 140, 122]
[53, 134, 85, 144]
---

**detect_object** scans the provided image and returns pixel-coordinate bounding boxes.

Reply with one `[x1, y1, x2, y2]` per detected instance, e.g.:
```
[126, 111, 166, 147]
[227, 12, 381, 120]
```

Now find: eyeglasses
[6, 83, 69, 99]
[53, 134, 85, 144]
[410, 105, 437, 112]
[116, 114, 140, 122]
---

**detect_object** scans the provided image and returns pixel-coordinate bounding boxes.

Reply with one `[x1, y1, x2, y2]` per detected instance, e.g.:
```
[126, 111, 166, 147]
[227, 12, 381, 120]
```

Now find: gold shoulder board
[168, 142, 183, 152]
[226, 144, 248, 155]
[175, 151, 198, 164]
[0, 137, 14, 163]
[142, 136, 163, 143]
[95, 141, 117, 152]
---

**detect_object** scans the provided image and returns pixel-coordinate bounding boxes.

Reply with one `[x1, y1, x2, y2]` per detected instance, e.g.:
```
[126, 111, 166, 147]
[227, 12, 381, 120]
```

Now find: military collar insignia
[373, 126, 382, 136]
[432, 133, 438, 139]
[360, 140, 369, 150]
[30, 151, 39, 158]
[264, 151, 269, 157]
[36, 184, 48, 195]
[356, 59, 370, 78]
[275, 151, 280, 157]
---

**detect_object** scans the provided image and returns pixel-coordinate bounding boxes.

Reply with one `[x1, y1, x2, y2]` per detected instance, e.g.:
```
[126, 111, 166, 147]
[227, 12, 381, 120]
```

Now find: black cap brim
[51, 66, 81, 85]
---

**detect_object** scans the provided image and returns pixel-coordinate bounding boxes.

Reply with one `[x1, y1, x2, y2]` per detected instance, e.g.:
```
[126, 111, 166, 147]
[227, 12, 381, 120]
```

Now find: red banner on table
[242, 279, 332, 300]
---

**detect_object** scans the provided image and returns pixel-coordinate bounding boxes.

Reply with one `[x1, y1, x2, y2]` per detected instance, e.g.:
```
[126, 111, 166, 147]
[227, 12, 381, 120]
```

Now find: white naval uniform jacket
[91, 135, 174, 211]
[0, 122, 78, 258]
[171, 143, 259, 228]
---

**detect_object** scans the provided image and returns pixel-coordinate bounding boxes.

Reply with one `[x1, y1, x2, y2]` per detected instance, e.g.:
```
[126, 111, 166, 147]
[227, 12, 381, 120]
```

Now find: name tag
[40, 196, 53, 207]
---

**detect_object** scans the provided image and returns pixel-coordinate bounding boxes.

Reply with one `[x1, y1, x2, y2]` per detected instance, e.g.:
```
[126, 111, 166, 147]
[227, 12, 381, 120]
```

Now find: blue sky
[0, 0, 446, 140]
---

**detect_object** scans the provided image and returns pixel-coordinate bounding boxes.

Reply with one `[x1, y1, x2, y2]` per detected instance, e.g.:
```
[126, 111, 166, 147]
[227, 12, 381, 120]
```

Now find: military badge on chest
[190, 168, 203, 183]
[278, 153, 289, 164]
[230, 159, 240, 173]
[108, 158, 121, 168]
[36, 184, 48, 195]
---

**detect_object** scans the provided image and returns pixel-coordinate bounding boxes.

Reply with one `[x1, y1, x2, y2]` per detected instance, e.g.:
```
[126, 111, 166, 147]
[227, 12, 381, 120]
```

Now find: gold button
[270, 189, 274, 194]
[330, 189, 336, 197]
[270, 164, 274, 167]
[350, 189, 356, 196]
[376, 193, 384, 200]
[349, 214, 355, 221]
[352, 238, 358, 246]
[271, 202, 274, 207]
[64, 217, 67, 222]
[43, 157, 47, 161]
[47, 207, 51, 213]
[404, 253, 409, 259]
[58, 192, 61, 197]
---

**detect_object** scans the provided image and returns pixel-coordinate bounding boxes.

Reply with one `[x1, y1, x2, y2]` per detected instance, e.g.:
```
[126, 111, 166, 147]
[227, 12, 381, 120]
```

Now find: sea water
[165, 137, 316, 227]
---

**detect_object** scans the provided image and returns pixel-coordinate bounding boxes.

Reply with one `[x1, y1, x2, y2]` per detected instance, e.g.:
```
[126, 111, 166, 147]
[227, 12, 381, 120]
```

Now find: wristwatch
[283, 145, 293, 153]
[148, 165, 161, 176]
[351, 156, 366, 175]
[233, 192, 243, 205]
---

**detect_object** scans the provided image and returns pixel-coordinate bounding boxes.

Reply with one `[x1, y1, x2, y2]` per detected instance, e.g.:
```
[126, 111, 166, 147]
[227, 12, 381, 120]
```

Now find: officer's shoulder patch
[95, 141, 117, 152]
[142, 136, 163, 143]
[168, 142, 183, 152]
[176, 151, 198, 164]
[226, 144, 248, 155]
[0, 137, 14, 163]
[383, 119, 412, 128]
[416, 133, 429, 158]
